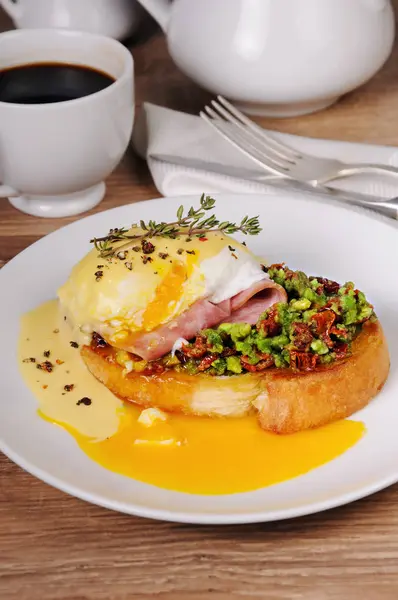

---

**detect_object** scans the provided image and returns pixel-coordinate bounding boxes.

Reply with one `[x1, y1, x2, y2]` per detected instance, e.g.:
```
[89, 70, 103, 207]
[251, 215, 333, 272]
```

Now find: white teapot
[138, 0, 395, 117]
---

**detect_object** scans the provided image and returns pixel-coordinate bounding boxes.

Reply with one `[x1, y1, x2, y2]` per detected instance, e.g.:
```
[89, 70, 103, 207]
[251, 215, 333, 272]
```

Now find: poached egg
[57, 229, 268, 346]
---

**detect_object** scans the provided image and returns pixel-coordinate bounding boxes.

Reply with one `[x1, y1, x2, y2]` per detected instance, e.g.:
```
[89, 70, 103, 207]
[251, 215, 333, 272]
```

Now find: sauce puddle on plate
[19, 300, 365, 495]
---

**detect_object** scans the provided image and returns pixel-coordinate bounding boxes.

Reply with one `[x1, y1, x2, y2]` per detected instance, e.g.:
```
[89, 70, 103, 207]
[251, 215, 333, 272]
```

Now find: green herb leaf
[177, 205, 184, 220]
[90, 194, 262, 258]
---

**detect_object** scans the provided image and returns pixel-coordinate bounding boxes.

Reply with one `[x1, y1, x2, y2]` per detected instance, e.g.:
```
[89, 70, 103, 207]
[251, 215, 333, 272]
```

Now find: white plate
[1, 193, 398, 524]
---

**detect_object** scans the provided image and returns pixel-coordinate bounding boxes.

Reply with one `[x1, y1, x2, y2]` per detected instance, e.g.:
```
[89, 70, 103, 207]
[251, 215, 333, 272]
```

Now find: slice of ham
[227, 280, 287, 324]
[123, 298, 231, 362]
[117, 279, 287, 361]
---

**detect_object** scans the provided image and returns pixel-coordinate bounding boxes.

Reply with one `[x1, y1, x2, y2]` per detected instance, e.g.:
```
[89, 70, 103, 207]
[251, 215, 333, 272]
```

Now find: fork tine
[204, 105, 290, 171]
[216, 95, 302, 160]
[199, 111, 290, 178]
[208, 101, 295, 167]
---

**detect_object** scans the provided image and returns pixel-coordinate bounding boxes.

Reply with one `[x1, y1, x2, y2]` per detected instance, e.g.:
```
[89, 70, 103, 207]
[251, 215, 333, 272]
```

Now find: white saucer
[9, 182, 105, 218]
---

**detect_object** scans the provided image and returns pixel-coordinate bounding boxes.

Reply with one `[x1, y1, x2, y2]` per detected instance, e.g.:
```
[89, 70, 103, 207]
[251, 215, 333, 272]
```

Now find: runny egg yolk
[47, 407, 365, 495]
[19, 300, 366, 496]
[141, 260, 191, 331]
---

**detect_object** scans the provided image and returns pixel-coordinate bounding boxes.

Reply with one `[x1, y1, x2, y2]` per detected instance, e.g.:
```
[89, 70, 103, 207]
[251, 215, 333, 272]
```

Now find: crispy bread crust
[81, 320, 389, 434]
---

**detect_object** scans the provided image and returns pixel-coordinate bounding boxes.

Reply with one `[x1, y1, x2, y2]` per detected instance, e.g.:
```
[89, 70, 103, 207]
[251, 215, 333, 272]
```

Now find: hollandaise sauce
[19, 300, 365, 495]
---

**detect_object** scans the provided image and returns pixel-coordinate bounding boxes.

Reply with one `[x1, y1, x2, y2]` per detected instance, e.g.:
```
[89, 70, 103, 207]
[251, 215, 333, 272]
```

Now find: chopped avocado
[341, 293, 356, 311]
[202, 329, 224, 353]
[339, 282, 355, 296]
[283, 270, 309, 297]
[303, 287, 322, 304]
[218, 322, 251, 341]
[226, 356, 242, 374]
[281, 348, 291, 364]
[327, 300, 341, 315]
[310, 339, 329, 355]
[277, 303, 300, 330]
[218, 323, 232, 334]
[310, 278, 320, 290]
[358, 305, 373, 321]
[303, 309, 317, 322]
[332, 323, 357, 342]
[256, 336, 273, 353]
[235, 334, 258, 359]
[320, 353, 334, 364]
[184, 360, 199, 375]
[273, 353, 288, 368]
[163, 353, 180, 366]
[290, 298, 311, 311]
[267, 266, 286, 285]
[211, 357, 227, 375]
[270, 334, 290, 350]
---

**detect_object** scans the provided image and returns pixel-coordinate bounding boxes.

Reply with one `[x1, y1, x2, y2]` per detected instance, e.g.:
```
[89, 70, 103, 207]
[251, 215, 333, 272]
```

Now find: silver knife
[152, 154, 398, 220]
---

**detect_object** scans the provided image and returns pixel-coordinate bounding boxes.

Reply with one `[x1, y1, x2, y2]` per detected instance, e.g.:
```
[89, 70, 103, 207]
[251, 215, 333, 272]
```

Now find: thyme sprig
[91, 194, 261, 258]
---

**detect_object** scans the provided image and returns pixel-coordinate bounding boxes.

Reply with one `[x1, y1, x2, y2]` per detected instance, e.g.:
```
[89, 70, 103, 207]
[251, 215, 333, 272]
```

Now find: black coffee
[0, 62, 115, 104]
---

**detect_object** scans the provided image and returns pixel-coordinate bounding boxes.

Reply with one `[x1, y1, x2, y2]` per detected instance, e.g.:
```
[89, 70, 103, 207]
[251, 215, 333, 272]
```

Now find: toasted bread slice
[254, 320, 389, 432]
[81, 320, 389, 434]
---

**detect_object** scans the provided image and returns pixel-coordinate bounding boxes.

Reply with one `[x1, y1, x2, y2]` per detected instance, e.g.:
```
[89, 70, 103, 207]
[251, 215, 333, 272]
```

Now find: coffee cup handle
[0, 184, 19, 198]
[0, 0, 23, 19]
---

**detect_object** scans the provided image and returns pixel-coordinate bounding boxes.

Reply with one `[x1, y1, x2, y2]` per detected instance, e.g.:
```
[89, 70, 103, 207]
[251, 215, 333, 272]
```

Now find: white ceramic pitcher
[137, 0, 395, 117]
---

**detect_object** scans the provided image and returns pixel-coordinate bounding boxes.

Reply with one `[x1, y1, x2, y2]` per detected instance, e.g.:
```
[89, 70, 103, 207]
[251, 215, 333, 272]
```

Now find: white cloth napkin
[132, 102, 398, 199]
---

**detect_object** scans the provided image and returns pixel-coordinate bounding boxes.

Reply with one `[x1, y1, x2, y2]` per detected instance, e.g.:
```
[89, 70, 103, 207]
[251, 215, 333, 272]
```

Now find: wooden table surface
[1, 5, 398, 599]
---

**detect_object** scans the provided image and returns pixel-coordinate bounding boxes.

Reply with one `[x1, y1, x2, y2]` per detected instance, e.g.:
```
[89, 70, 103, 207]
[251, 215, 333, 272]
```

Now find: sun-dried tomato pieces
[310, 309, 336, 347]
[312, 277, 340, 296]
[197, 354, 218, 372]
[181, 335, 208, 358]
[290, 350, 318, 371]
[290, 322, 314, 351]
[258, 306, 281, 337]
[333, 342, 349, 360]
[240, 353, 274, 372]
[221, 347, 236, 357]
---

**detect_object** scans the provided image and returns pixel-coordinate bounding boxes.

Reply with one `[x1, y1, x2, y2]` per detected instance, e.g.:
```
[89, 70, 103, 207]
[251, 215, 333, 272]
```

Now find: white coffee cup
[0, 28, 134, 218]
[0, 0, 144, 41]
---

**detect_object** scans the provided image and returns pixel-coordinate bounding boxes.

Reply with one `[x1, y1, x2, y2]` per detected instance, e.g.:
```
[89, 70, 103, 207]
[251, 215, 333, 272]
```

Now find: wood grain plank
[1, 4, 398, 599]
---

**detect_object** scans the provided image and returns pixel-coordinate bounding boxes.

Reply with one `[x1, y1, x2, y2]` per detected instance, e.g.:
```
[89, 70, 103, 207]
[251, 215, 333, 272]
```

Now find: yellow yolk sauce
[19, 300, 365, 495]
[62, 409, 364, 495]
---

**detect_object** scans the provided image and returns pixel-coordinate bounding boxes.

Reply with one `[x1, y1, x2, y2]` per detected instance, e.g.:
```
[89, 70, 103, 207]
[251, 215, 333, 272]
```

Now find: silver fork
[200, 96, 398, 187]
